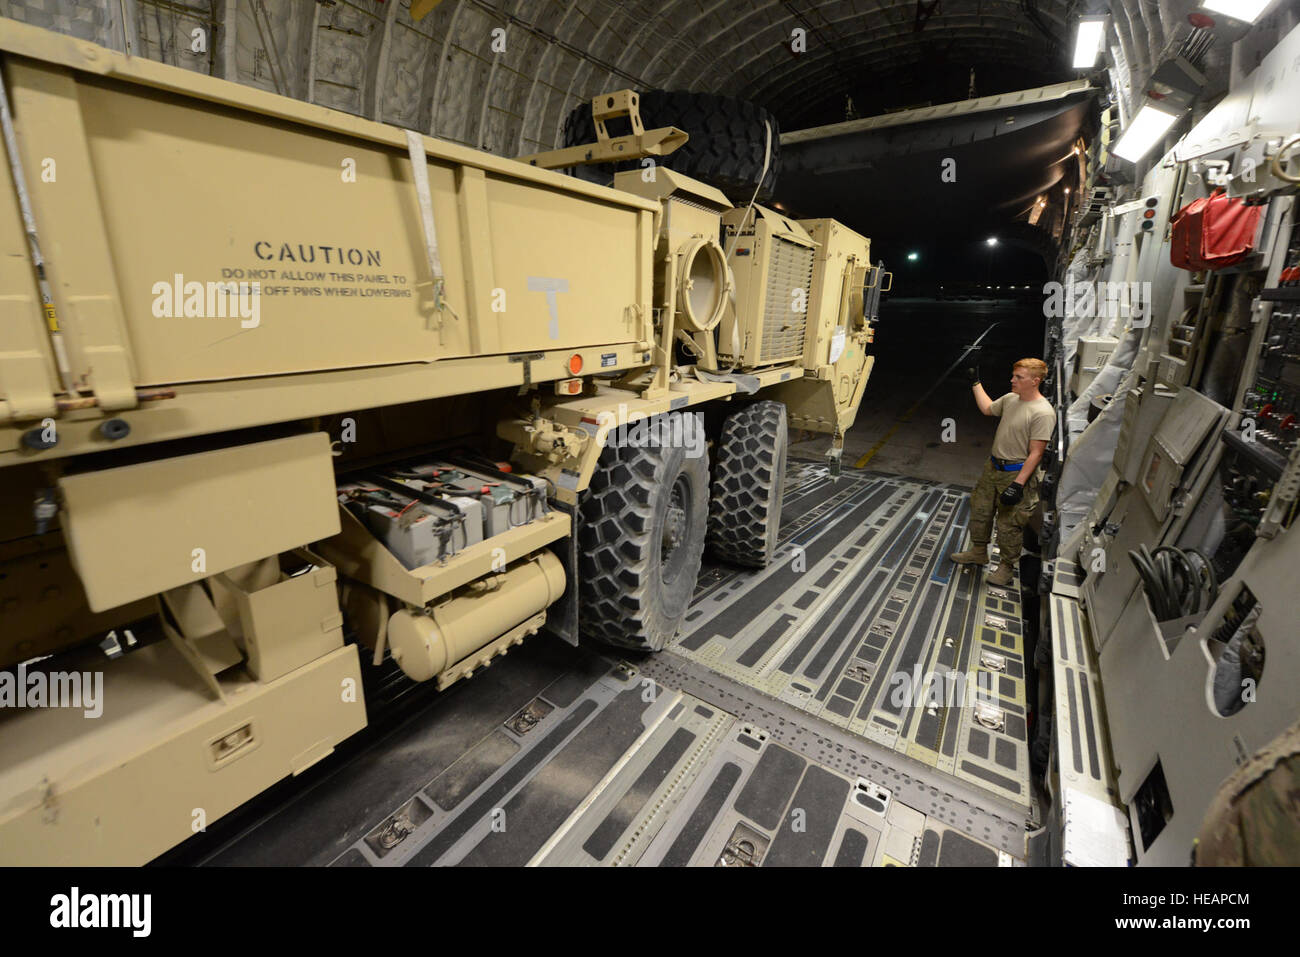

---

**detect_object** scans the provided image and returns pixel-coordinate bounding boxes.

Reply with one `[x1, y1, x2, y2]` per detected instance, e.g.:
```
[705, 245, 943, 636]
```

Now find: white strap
[0, 65, 76, 393]
[719, 119, 773, 370]
[404, 128, 445, 307]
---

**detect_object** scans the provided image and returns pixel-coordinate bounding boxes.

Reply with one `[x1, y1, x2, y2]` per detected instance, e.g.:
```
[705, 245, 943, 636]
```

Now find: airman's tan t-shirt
[989, 392, 1054, 464]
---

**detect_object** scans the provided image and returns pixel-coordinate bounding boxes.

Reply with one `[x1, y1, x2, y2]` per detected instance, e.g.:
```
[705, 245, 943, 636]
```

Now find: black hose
[1155, 546, 1198, 616]
[1130, 546, 1172, 619]
[1131, 544, 1222, 621]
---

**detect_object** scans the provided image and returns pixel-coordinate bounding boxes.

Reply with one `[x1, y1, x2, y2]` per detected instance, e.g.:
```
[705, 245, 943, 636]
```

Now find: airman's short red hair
[1014, 358, 1048, 383]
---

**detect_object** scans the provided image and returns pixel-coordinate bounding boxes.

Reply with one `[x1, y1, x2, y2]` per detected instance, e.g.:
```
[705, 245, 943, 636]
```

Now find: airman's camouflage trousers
[967, 460, 1039, 564]
[1195, 716, 1300, 865]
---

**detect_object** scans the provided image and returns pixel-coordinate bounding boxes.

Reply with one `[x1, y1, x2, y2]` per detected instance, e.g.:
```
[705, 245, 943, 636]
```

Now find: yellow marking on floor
[855, 324, 998, 469]
[853, 397, 926, 468]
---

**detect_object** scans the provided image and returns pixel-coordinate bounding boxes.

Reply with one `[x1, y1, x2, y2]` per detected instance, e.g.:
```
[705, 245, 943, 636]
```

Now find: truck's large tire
[561, 90, 781, 202]
[578, 416, 709, 651]
[708, 401, 788, 567]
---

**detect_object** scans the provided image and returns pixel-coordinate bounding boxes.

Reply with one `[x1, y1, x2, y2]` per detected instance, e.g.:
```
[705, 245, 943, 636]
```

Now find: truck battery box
[389, 459, 548, 538]
[337, 479, 482, 569]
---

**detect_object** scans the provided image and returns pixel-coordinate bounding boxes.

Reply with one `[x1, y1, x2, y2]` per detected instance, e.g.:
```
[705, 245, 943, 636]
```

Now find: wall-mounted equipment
[1072, 335, 1120, 394]
[1169, 190, 1264, 271]
[1137, 388, 1229, 520]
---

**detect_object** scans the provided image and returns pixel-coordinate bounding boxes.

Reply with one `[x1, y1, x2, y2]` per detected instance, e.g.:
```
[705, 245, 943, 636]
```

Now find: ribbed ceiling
[0, 0, 1271, 155]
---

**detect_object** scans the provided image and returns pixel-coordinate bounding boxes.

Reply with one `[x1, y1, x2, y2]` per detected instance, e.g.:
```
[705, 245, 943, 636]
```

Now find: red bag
[1169, 189, 1262, 271]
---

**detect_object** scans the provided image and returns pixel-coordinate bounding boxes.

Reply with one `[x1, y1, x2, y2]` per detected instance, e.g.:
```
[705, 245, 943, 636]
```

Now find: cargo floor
[184, 459, 1040, 867]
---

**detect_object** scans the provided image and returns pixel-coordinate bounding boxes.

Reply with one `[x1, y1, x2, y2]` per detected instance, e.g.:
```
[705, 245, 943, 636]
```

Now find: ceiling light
[1073, 18, 1107, 69]
[986, 237, 999, 246]
[1200, 0, 1273, 23]
[1113, 104, 1180, 162]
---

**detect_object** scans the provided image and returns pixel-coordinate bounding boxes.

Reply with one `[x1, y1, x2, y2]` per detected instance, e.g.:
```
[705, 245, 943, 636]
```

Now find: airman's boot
[950, 543, 989, 564]
[987, 562, 1014, 587]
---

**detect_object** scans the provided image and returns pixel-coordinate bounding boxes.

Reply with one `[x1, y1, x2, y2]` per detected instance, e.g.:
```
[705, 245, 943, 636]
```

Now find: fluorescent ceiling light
[1073, 19, 1106, 69]
[1113, 104, 1180, 162]
[1200, 0, 1273, 23]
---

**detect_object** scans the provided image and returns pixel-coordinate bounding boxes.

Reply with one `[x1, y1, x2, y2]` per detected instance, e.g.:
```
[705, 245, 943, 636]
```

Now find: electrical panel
[1244, 306, 1300, 460]
[1115, 386, 1175, 486]
[1137, 388, 1227, 521]
[1071, 335, 1119, 395]
[1216, 221, 1300, 570]
[1222, 217, 1300, 517]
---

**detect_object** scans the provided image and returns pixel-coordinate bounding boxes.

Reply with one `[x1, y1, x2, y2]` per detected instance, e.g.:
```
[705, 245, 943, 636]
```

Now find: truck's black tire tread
[561, 89, 781, 201]
[577, 417, 709, 651]
[708, 400, 788, 567]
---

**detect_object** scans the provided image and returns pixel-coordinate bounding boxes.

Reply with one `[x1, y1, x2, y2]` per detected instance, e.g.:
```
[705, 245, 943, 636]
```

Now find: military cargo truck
[0, 20, 884, 864]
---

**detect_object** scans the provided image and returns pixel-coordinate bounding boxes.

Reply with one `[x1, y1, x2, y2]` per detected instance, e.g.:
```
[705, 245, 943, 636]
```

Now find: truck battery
[444, 458, 548, 529]
[337, 479, 482, 569]
[389, 459, 548, 539]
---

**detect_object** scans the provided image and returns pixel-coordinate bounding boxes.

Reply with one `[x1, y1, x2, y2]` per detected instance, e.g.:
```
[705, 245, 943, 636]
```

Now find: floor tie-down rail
[197, 461, 1037, 867]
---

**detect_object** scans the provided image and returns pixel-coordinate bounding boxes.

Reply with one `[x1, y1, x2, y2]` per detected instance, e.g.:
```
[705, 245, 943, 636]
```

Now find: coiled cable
[1128, 544, 1218, 621]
